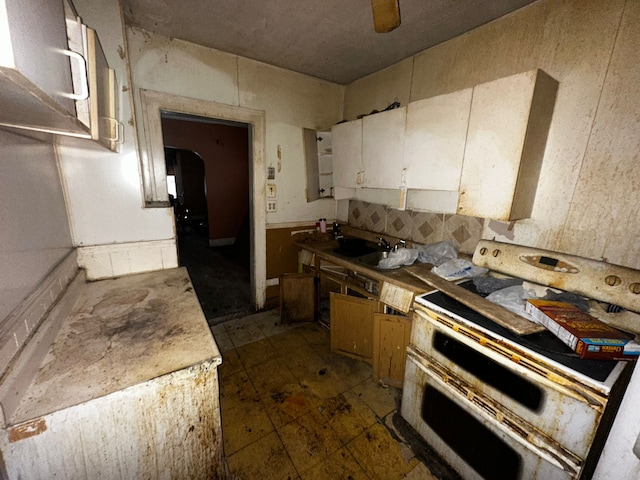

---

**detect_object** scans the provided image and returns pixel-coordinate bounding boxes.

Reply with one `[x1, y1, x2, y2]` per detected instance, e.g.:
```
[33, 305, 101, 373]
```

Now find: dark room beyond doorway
[162, 114, 252, 324]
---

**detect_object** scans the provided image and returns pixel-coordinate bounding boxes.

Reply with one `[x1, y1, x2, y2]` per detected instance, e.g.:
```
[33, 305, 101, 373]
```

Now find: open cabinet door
[280, 273, 316, 323]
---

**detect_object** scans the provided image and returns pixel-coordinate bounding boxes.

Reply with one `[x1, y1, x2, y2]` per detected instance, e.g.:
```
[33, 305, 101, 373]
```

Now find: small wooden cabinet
[372, 313, 412, 388]
[330, 292, 378, 362]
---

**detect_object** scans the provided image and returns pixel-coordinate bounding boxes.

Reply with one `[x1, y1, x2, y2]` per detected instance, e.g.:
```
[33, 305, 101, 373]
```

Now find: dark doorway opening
[162, 114, 253, 324]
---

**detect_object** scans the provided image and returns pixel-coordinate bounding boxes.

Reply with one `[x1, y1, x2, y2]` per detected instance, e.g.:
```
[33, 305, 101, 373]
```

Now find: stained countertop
[10, 267, 220, 424]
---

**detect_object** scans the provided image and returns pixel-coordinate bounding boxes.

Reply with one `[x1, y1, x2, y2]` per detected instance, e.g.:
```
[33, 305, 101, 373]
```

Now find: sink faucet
[377, 237, 391, 251]
[392, 240, 406, 252]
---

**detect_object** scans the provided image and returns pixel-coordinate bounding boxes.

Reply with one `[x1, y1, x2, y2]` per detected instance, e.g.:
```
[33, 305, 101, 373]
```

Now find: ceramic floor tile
[294, 322, 330, 345]
[350, 378, 401, 419]
[225, 321, 266, 348]
[277, 409, 343, 473]
[283, 344, 328, 379]
[260, 382, 320, 428]
[227, 431, 299, 480]
[246, 357, 297, 396]
[219, 348, 244, 380]
[404, 462, 439, 480]
[267, 329, 308, 356]
[211, 329, 235, 353]
[220, 395, 274, 455]
[220, 369, 258, 402]
[300, 446, 369, 480]
[318, 391, 378, 444]
[235, 337, 279, 368]
[298, 366, 349, 400]
[347, 423, 418, 480]
[325, 353, 374, 389]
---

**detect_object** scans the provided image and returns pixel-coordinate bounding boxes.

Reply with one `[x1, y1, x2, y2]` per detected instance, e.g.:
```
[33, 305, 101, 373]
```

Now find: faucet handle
[392, 240, 406, 252]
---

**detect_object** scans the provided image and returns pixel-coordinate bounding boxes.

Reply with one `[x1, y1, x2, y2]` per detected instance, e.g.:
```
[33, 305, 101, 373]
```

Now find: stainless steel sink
[357, 250, 400, 270]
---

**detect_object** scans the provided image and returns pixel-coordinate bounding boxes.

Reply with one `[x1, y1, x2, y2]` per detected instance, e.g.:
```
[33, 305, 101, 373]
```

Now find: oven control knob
[629, 283, 640, 294]
[605, 275, 622, 287]
[492, 249, 501, 257]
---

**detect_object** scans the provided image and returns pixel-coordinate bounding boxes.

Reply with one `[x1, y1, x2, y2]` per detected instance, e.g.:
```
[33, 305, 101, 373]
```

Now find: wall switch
[267, 200, 277, 212]
[267, 184, 277, 198]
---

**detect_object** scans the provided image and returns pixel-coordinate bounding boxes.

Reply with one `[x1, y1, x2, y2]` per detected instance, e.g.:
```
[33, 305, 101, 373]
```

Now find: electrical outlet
[267, 184, 277, 198]
[267, 200, 277, 212]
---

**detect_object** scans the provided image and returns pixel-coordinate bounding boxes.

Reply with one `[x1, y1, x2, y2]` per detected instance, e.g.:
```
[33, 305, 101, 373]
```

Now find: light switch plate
[267, 184, 277, 198]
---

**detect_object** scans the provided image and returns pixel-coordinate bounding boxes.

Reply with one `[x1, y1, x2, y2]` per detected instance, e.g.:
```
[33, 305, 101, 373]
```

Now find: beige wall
[343, 0, 640, 270]
[126, 27, 345, 226]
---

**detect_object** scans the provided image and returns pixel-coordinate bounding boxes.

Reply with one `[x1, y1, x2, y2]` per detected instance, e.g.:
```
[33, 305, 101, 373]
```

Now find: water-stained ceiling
[122, 0, 540, 85]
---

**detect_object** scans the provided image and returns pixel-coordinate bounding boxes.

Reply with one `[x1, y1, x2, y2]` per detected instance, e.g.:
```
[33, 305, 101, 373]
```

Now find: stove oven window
[422, 385, 522, 479]
[433, 332, 543, 412]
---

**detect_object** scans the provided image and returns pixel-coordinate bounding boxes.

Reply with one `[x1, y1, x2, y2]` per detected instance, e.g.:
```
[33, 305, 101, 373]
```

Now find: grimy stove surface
[418, 281, 619, 383]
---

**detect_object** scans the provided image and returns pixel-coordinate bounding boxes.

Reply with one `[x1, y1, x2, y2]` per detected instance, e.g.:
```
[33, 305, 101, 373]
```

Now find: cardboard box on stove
[525, 299, 637, 361]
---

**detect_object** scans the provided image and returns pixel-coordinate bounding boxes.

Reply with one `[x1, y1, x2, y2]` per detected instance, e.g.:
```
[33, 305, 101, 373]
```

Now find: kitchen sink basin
[357, 250, 400, 270]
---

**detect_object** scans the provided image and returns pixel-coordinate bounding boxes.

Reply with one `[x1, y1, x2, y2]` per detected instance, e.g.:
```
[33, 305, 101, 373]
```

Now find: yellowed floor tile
[298, 366, 349, 399]
[227, 431, 299, 480]
[220, 369, 258, 402]
[221, 396, 274, 455]
[283, 344, 328, 379]
[224, 320, 266, 348]
[347, 423, 418, 480]
[300, 447, 369, 480]
[404, 461, 439, 480]
[219, 348, 244, 380]
[325, 353, 374, 388]
[261, 382, 321, 428]
[211, 329, 235, 353]
[350, 378, 400, 418]
[268, 329, 308, 355]
[246, 357, 297, 396]
[319, 391, 378, 444]
[277, 409, 342, 473]
[295, 322, 330, 345]
[235, 337, 278, 368]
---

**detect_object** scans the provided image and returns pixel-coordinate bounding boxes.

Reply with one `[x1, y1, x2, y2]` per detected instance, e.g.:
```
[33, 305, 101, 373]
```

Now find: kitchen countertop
[295, 238, 437, 295]
[8, 267, 220, 425]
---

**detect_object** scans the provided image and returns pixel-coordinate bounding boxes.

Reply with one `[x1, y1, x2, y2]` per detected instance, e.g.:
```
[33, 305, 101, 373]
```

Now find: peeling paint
[8, 419, 47, 443]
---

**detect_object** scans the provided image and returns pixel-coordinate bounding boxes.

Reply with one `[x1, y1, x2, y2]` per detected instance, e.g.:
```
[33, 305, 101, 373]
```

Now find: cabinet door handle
[101, 117, 125, 143]
[60, 49, 89, 100]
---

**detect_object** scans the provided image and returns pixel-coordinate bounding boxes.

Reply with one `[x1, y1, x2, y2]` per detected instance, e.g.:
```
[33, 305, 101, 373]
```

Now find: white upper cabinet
[304, 128, 333, 201]
[0, 0, 89, 135]
[362, 107, 406, 189]
[458, 69, 558, 220]
[0, 0, 121, 150]
[403, 89, 472, 191]
[332, 119, 362, 199]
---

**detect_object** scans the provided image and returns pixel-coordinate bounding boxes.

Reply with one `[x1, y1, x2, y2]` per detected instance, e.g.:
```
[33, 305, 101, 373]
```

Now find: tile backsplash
[348, 200, 484, 254]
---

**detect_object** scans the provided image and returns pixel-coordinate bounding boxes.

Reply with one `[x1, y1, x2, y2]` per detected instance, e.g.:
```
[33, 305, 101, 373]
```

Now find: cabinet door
[403, 89, 472, 191]
[372, 313, 411, 388]
[362, 108, 406, 189]
[458, 69, 557, 220]
[330, 292, 376, 362]
[332, 119, 362, 199]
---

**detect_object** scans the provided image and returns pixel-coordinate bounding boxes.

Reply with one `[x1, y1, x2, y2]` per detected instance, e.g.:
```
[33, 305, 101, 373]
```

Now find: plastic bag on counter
[431, 258, 488, 280]
[472, 276, 523, 295]
[378, 248, 420, 269]
[485, 285, 539, 323]
[416, 240, 459, 266]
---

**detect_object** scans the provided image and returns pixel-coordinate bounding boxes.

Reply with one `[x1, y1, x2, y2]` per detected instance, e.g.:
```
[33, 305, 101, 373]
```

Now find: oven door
[401, 350, 581, 480]
[411, 308, 606, 459]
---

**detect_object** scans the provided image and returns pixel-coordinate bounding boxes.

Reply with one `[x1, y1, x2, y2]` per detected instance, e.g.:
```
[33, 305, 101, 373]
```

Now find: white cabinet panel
[403, 89, 472, 191]
[458, 69, 558, 220]
[332, 119, 362, 198]
[362, 107, 405, 189]
[0, 0, 88, 135]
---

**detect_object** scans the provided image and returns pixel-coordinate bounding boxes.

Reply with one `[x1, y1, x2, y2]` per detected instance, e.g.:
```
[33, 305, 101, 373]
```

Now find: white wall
[126, 27, 345, 226]
[0, 130, 72, 320]
[57, 0, 175, 248]
[342, 0, 640, 271]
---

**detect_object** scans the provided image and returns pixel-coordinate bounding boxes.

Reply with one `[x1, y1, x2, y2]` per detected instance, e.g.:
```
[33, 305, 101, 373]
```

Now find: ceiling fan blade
[371, 0, 400, 33]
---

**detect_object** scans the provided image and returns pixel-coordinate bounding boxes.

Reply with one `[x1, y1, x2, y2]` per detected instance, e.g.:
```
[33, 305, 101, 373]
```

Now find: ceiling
[122, 0, 539, 85]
